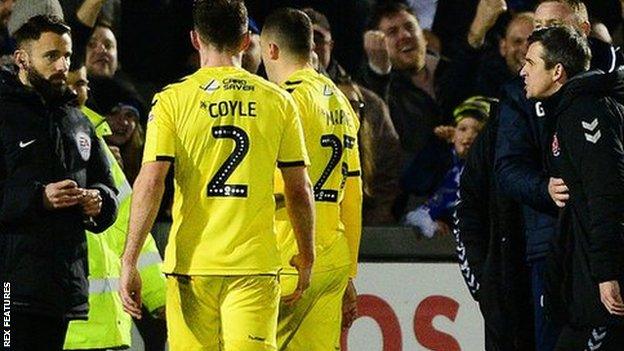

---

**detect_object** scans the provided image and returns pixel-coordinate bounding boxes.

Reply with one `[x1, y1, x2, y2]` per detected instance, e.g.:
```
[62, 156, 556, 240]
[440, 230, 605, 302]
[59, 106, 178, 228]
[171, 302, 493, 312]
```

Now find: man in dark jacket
[0, 14, 117, 350]
[521, 26, 624, 350]
[455, 104, 534, 351]
[494, 1, 624, 350]
[359, 2, 442, 157]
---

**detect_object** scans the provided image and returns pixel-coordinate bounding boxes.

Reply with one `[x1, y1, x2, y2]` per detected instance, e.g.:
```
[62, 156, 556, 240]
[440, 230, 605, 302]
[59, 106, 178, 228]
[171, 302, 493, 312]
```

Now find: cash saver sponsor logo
[223, 78, 255, 91]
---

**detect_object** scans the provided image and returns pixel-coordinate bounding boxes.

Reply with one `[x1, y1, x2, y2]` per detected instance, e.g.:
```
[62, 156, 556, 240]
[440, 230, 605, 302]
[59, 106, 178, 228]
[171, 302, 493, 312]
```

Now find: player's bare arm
[280, 165, 316, 305]
[120, 161, 170, 319]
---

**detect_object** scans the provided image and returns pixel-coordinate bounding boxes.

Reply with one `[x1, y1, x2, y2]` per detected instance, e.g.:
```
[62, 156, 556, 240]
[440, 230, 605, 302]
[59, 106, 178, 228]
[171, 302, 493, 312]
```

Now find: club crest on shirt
[76, 131, 91, 161]
[551, 133, 560, 157]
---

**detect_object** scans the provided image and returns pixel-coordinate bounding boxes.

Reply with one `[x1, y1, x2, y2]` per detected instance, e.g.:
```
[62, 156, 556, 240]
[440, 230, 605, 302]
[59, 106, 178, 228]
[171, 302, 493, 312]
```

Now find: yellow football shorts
[277, 266, 350, 351]
[166, 274, 280, 351]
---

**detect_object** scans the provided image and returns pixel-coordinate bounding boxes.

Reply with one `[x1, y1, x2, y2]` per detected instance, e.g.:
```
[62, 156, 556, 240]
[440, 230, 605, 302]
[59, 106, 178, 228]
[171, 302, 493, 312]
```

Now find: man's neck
[544, 81, 565, 99]
[17, 70, 31, 87]
[408, 62, 436, 99]
[275, 60, 313, 85]
[198, 48, 242, 69]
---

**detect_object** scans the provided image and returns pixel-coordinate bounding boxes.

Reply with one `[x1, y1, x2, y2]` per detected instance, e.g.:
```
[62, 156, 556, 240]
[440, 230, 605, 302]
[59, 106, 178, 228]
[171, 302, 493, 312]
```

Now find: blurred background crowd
[2, 1, 624, 349]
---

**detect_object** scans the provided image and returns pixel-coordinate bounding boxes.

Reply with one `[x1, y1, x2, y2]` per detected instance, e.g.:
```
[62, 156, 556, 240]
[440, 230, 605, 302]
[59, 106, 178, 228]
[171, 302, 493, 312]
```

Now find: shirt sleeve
[345, 105, 362, 177]
[341, 100, 363, 277]
[277, 95, 310, 168]
[560, 101, 624, 282]
[143, 92, 176, 163]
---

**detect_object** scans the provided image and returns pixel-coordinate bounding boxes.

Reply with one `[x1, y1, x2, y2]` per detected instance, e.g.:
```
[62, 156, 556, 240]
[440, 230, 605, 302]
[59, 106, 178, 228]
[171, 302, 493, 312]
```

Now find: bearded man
[0, 12, 118, 350]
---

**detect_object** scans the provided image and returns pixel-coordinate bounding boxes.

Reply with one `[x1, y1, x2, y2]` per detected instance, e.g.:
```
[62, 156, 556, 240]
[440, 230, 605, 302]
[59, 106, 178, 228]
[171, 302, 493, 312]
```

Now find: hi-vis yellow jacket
[64, 107, 166, 350]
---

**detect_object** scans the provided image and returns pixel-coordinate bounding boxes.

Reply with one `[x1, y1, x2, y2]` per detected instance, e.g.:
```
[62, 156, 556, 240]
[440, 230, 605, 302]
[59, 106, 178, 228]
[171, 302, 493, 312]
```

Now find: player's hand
[282, 253, 313, 306]
[43, 179, 84, 210]
[600, 280, 624, 315]
[79, 188, 103, 217]
[548, 177, 569, 208]
[119, 263, 143, 319]
[342, 278, 358, 330]
[363, 30, 391, 74]
[434, 125, 455, 143]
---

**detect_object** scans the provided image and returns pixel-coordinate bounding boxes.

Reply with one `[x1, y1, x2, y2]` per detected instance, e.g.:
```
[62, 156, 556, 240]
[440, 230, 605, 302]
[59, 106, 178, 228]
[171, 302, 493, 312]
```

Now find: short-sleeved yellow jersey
[275, 68, 361, 273]
[144, 66, 309, 275]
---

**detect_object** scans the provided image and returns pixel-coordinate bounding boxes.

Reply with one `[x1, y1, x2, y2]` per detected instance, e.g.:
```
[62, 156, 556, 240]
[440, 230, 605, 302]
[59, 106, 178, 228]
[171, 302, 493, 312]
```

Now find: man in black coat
[521, 26, 624, 350]
[455, 105, 534, 351]
[494, 1, 624, 350]
[0, 14, 117, 350]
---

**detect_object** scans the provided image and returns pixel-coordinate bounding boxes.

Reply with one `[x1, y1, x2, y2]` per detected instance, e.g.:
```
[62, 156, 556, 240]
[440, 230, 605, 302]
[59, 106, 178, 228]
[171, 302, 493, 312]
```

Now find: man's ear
[553, 62, 566, 83]
[580, 21, 591, 37]
[190, 30, 201, 51]
[268, 42, 279, 61]
[13, 49, 29, 70]
[239, 31, 251, 53]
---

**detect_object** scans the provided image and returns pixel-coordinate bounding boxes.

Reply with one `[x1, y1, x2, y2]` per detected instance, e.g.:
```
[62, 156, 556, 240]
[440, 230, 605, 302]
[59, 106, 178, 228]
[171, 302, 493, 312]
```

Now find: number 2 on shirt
[314, 133, 355, 203]
[207, 126, 249, 197]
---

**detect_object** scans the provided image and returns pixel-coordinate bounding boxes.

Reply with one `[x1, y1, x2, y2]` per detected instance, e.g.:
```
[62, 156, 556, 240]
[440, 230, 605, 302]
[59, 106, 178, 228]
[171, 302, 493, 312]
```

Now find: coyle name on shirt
[201, 100, 257, 119]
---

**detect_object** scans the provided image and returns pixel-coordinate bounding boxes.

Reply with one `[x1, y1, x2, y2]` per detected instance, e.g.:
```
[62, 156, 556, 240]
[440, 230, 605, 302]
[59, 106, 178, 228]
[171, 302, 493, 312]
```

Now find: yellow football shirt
[144, 66, 309, 275]
[275, 68, 362, 274]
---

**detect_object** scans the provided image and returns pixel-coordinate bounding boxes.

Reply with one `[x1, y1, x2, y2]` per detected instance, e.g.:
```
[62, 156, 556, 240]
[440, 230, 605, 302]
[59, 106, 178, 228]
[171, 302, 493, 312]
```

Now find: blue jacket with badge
[495, 77, 558, 261]
[0, 67, 118, 320]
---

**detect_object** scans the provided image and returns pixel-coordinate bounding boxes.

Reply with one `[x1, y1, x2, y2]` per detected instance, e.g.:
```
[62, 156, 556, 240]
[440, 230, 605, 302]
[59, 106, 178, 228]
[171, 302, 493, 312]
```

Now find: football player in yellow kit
[119, 1, 316, 350]
[261, 8, 363, 351]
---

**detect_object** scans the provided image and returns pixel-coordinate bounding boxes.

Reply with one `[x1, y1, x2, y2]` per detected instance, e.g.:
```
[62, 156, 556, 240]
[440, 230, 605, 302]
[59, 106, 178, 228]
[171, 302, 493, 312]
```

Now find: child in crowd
[404, 96, 496, 237]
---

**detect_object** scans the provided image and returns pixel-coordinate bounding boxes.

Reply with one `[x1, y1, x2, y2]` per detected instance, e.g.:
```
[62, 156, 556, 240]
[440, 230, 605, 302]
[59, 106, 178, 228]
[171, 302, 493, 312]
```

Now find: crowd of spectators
[3, 0, 623, 232]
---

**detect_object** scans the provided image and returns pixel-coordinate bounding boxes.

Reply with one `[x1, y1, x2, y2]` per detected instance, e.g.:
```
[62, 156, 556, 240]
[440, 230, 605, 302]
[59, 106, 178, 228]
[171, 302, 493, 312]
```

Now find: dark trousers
[9, 311, 69, 351]
[480, 273, 534, 351]
[531, 259, 562, 351]
[133, 306, 167, 351]
[555, 324, 624, 351]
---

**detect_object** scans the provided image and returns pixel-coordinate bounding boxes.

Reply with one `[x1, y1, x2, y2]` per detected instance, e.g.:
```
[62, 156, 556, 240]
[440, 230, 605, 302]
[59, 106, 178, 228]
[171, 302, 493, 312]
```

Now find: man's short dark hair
[528, 26, 591, 78]
[13, 15, 70, 47]
[302, 8, 331, 32]
[192, 0, 248, 52]
[262, 8, 313, 60]
[369, 2, 416, 30]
